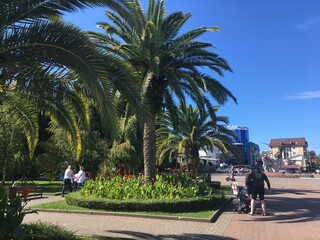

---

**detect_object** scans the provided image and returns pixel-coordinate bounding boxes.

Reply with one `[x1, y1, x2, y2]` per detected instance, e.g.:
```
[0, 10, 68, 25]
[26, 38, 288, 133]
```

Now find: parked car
[216, 167, 230, 173]
[278, 169, 287, 173]
[315, 169, 320, 174]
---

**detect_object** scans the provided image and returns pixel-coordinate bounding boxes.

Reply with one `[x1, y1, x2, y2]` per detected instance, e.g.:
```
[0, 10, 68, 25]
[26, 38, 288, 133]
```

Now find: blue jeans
[62, 179, 72, 195]
[76, 182, 84, 192]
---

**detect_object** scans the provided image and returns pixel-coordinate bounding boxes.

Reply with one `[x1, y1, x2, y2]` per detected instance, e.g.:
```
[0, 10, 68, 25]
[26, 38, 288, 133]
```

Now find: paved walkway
[23, 174, 320, 240]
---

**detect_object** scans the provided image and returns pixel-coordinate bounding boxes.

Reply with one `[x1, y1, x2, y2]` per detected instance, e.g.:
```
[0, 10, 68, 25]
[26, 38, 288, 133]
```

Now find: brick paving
[23, 174, 320, 240]
[221, 174, 320, 240]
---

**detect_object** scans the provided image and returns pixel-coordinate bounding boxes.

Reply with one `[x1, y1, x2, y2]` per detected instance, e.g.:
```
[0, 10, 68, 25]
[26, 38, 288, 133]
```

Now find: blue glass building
[227, 126, 249, 165]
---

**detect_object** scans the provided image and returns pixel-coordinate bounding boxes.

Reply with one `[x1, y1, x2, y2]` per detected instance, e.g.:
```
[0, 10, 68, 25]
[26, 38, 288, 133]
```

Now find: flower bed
[80, 173, 214, 200]
[65, 172, 224, 212]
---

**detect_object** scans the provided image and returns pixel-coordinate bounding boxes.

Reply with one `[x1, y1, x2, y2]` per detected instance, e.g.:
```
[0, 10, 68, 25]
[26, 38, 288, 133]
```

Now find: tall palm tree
[87, 0, 237, 180]
[156, 105, 240, 173]
[0, 0, 145, 155]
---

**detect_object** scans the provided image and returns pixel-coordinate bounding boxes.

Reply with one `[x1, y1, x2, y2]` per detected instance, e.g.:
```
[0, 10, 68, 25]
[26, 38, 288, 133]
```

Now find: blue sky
[64, 0, 320, 153]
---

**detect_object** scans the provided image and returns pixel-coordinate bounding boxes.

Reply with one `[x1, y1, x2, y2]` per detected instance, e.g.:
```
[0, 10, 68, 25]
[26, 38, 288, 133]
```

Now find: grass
[30, 185, 232, 219]
[31, 199, 227, 218]
[33, 180, 63, 194]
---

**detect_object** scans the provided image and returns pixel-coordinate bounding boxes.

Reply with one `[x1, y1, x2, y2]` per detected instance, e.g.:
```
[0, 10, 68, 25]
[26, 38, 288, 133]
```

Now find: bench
[12, 179, 43, 199]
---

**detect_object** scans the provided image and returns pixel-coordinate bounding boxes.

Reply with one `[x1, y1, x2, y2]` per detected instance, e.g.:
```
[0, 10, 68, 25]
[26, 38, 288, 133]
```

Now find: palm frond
[4, 94, 39, 157]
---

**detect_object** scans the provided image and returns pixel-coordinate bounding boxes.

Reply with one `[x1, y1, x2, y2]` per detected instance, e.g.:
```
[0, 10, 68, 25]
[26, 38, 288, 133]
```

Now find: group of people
[61, 165, 86, 197]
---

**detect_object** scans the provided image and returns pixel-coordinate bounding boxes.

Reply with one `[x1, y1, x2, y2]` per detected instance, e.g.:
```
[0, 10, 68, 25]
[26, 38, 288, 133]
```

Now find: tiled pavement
[23, 174, 320, 240]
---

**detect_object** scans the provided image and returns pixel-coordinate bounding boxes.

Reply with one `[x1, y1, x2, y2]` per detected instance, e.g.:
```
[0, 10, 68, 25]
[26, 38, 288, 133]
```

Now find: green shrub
[65, 192, 223, 212]
[22, 222, 77, 240]
[0, 187, 37, 240]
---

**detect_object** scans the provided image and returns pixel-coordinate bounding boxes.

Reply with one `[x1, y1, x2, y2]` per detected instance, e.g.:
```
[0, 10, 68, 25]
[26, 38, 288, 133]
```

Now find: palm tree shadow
[106, 230, 237, 239]
[241, 188, 320, 224]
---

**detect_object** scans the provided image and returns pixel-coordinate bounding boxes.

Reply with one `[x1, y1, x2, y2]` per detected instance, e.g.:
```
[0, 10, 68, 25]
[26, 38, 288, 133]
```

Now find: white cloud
[295, 17, 320, 30]
[284, 90, 320, 100]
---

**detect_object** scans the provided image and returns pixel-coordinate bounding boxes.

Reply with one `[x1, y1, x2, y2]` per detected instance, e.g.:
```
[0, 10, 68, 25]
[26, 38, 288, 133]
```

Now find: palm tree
[0, 69, 94, 182]
[1, 65, 91, 157]
[0, 0, 145, 155]
[156, 105, 240, 173]
[87, 0, 237, 180]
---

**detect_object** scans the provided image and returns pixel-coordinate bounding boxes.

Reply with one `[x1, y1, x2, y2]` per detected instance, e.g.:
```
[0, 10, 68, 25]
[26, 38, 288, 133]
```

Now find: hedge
[65, 192, 224, 212]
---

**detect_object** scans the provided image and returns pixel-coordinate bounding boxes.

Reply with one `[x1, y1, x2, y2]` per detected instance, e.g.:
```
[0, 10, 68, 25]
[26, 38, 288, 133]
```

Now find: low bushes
[22, 222, 77, 240]
[65, 193, 223, 212]
[265, 173, 314, 178]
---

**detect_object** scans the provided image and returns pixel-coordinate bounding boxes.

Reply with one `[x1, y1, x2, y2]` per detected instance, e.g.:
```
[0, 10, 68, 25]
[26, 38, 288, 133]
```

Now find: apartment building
[269, 137, 308, 168]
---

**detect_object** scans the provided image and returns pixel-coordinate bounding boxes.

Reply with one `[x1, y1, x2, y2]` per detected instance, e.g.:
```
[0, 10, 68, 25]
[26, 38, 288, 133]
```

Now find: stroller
[230, 178, 251, 214]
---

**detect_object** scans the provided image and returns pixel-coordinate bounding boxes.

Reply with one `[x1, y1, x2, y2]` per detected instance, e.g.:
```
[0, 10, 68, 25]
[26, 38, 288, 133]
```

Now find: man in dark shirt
[248, 166, 271, 216]
[245, 169, 253, 197]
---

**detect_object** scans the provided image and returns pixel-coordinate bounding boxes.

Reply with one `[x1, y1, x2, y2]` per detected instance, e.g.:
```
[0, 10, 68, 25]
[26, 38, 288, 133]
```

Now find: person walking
[76, 166, 86, 191]
[229, 163, 235, 181]
[248, 166, 271, 216]
[61, 165, 74, 197]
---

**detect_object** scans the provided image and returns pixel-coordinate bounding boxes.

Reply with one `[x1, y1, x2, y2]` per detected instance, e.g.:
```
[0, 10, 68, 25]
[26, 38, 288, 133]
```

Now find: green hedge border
[265, 174, 314, 178]
[65, 192, 224, 212]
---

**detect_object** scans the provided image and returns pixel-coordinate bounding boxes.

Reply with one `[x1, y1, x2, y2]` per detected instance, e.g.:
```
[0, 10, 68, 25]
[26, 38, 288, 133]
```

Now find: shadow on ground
[236, 187, 320, 224]
[104, 230, 237, 240]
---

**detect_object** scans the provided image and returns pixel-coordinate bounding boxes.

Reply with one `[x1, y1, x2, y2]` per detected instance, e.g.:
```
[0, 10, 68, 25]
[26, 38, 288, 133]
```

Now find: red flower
[118, 184, 123, 187]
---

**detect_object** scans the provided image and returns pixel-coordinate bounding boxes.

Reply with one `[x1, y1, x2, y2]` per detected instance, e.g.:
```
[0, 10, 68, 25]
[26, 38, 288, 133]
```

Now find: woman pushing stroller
[247, 166, 271, 216]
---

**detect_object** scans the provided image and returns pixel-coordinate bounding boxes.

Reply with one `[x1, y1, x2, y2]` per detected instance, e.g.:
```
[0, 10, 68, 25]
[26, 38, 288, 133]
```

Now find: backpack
[252, 171, 265, 187]
[245, 173, 253, 187]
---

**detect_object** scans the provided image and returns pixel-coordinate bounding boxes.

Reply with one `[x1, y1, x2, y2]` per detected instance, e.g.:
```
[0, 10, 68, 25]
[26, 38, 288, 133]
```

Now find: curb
[209, 197, 234, 222]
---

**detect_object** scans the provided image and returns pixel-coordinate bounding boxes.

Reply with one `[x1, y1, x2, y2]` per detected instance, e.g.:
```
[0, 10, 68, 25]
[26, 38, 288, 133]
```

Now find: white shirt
[64, 168, 73, 179]
[77, 170, 86, 184]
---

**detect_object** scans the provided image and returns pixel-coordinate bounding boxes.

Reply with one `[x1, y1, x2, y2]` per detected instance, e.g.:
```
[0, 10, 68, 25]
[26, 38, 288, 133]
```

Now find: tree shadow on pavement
[270, 188, 320, 196]
[106, 230, 237, 240]
[239, 188, 320, 224]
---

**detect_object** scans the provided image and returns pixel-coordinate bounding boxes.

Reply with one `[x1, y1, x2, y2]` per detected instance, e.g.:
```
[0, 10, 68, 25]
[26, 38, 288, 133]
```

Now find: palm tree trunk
[143, 113, 156, 182]
[191, 147, 201, 174]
